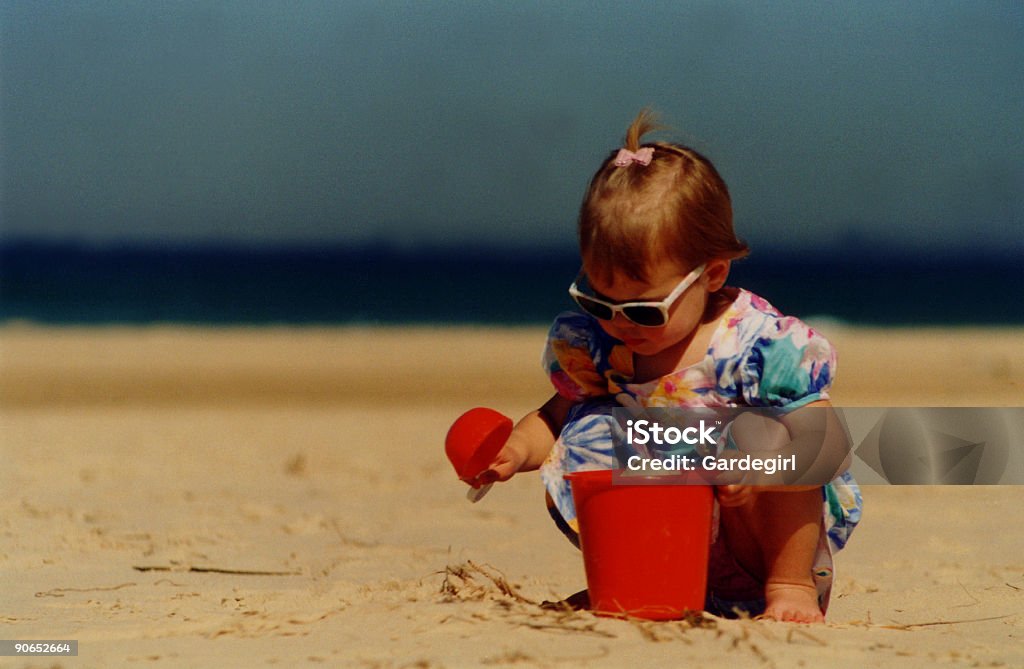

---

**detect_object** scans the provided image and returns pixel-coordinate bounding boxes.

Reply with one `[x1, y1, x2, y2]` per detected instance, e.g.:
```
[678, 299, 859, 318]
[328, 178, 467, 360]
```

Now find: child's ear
[704, 259, 731, 291]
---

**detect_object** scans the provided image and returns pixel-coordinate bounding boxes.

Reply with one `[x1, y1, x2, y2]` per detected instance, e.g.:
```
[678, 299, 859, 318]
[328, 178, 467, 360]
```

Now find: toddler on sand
[472, 111, 861, 623]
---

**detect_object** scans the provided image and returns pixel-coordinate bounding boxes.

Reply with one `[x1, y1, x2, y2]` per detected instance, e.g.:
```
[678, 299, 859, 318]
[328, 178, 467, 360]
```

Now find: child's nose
[610, 312, 638, 332]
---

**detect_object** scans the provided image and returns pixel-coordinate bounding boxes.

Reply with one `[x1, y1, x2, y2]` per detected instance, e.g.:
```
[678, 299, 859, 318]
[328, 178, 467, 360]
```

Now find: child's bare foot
[763, 581, 824, 623]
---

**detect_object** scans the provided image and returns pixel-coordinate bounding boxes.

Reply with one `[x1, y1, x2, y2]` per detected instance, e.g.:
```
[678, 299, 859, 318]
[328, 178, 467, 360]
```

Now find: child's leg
[539, 400, 619, 539]
[538, 401, 619, 611]
[718, 488, 825, 623]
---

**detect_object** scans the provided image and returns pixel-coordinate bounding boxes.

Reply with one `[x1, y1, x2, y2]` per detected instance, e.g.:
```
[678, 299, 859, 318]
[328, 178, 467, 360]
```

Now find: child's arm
[471, 393, 574, 485]
[717, 400, 850, 506]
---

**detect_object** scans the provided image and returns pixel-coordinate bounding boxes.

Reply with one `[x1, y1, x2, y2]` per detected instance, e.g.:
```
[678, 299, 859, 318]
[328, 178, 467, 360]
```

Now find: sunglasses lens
[574, 295, 613, 321]
[623, 306, 666, 327]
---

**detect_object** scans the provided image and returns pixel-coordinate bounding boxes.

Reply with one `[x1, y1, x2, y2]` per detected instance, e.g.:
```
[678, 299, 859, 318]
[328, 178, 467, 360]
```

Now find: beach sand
[2, 325, 1023, 668]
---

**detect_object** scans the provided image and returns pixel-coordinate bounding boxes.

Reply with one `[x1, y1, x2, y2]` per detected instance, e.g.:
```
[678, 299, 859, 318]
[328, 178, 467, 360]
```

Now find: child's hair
[578, 109, 749, 284]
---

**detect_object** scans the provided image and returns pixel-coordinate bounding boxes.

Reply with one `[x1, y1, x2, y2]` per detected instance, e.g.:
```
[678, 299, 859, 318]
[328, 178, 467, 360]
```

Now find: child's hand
[716, 484, 757, 507]
[467, 441, 528, 487]
[463, 395, 571, 488]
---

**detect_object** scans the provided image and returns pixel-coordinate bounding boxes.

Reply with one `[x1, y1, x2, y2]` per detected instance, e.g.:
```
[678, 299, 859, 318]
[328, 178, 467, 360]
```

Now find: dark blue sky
[1, 1, 1021, 253]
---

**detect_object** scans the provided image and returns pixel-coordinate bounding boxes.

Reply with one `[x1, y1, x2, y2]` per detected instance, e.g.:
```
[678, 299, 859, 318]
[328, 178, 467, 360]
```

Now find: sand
[2, 324, 1023, 668]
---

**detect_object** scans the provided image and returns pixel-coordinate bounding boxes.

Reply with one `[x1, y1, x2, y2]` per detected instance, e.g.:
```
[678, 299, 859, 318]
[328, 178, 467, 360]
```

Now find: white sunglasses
[568, 264, 706, 327]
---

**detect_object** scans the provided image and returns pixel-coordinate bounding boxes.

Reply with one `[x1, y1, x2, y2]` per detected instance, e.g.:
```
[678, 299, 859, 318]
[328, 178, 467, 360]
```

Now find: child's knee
[727, 412, 791, 453]
[545, 492, 580, 549]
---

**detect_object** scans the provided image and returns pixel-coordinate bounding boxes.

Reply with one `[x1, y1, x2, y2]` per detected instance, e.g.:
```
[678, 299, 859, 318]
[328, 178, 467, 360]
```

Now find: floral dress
[539, 289, 862, 612]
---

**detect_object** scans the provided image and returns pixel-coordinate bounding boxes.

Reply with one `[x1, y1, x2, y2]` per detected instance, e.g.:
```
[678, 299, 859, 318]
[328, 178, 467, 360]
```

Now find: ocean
[1, 241, 1021, 326]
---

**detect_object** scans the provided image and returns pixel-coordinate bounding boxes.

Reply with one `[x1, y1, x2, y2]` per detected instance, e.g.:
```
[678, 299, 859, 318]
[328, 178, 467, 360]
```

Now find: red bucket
[564, 470, 714, 620]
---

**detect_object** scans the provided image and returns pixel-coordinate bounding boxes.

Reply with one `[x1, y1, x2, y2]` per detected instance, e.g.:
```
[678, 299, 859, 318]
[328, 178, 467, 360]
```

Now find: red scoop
[445, 407, 513, 484]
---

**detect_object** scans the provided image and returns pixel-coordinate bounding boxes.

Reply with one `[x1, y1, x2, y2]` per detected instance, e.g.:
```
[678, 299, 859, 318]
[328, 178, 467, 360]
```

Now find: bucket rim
[563, 469, 715, 487]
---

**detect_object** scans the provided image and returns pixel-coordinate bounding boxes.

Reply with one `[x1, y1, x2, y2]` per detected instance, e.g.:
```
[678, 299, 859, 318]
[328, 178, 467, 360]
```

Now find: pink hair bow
[613, 147, 654, 167]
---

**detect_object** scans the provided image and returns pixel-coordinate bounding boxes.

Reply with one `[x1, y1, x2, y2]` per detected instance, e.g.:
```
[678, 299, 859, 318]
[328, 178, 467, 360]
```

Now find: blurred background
[1, 1, 1021, 325]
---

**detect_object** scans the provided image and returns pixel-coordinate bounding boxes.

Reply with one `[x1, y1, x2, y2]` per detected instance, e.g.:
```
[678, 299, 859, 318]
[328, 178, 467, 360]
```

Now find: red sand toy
[445, 408, 513, 500]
